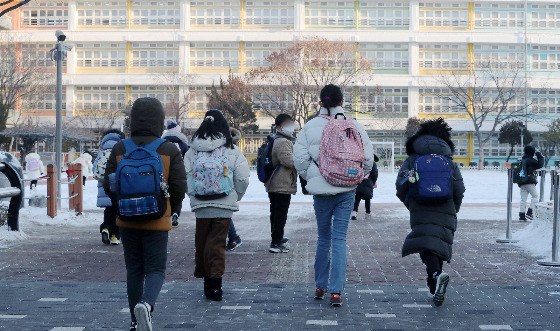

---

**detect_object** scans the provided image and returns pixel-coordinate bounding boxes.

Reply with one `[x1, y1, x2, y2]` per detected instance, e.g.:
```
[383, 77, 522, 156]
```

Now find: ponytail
[320, 84, 344, 116]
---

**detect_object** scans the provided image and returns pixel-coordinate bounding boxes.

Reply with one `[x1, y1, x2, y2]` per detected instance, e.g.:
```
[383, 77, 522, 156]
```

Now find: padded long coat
[395, 134, 465, 262]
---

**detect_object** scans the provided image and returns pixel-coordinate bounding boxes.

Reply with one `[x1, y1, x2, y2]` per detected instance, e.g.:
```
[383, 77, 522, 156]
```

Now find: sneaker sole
[101, 232, 110, 245]
[269, 248, 289, 253]
[330, 301, 343, 307]
[134, 304, 152, 331]
[433, 273, 449, 307]
[227, 242, 242, 252]
[110, 242, 120, 245]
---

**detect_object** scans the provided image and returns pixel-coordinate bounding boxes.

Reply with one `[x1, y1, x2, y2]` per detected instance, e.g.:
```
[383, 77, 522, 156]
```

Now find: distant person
[351, 155, 379, 220]
[226, 127, 243, 252]
[94, 129, 125, 245]
[25, 151, 44, 192]
[185, 110, 250, 301]
[294, 84, 373, 307]
[73, 151, 93, 186]
[162, 119, 189, 227]
[265, 114, 297, 253]
[517, 145, 544, 221]
[396, 118, 465, 307]
[104, 97, 187, 331]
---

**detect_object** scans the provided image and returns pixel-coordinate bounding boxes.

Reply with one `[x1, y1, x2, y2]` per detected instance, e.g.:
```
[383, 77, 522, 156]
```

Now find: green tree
[498, 120, 533, 162]
[207, 73, 258, 133]
[541, 119, 560, 167]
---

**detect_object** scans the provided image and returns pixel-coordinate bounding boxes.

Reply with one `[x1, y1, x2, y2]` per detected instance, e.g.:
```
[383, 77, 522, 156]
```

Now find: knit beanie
[166, 119, 182, 132]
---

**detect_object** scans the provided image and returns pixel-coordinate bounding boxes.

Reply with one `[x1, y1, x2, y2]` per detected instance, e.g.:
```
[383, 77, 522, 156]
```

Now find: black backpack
[256, 136, 277, 183]
[512, 159, 530, 184]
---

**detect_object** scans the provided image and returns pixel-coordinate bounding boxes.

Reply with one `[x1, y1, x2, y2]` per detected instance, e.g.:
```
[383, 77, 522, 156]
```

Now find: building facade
[5, 0, 560, 164]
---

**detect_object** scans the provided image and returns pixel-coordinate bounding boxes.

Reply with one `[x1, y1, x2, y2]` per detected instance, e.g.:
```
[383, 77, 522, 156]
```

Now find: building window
[531, 45, 560, 70]
[419, 2, 469, 28]
[77, 1, 127, 26]
[474, 2, 525, 29]
[304, 1, 355, 28]
[358, 2, 410, 28]
[76, 43, 127, 68]
[75, 86, 127, 111]
[132, 1, 180, 26]
[189, 42, 240, 68]
[530, 3, 560, 29]
[473, 44, 525, 69]
[131, 43, 179, 67]
[22, 4, 69, 27]
[245, 1, 294, 26]
[531, 90, 560, 114]
[21, 87, 66, 112]
[359, 43, 409, 70]
[189, 86, 213, 111]
[189, 1, 241, 26]
[358, 87, 409, 114]
[21, 43, 63, 68]
[131, 86, 178, 108]
[419, 88, 462, 113]
[419, 44, 469, 69]
[244, 42, 287, 68]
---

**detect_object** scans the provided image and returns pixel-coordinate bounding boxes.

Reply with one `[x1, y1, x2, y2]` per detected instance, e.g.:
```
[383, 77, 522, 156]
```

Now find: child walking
[94, 129, 125, 245]
[104, 97, 187, 331]
[226, 127, 244, 251]
[395, 118, 465, 307]
[25, 151, 44, 192]
[294, 84, 374, 306]
[351, 155, 379, 220]
[185, 110, 250, 301]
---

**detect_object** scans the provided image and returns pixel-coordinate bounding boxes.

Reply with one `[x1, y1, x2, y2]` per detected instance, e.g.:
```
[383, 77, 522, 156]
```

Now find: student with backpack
[103, 98, 187, 331]
[395, 118, 465, 307]
[94, 129, 125, 245]
[514, 145, 544, 221]
[226, 127, 243, 252]
[262, 114, 297, 253]
[294, 84, 374, 307]
[72, 152, 93, 187]
[25, 151, 44, 192]
[162, 119, 190, 227]
[185, 110, 250, 301]
[351, 155, 379, 220]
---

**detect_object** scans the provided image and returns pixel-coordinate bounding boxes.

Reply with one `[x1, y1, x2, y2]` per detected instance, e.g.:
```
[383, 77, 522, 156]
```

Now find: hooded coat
[184, 135, 250, 219]
[395, 134, 465, 262]
[162, 130, 189, 158]
[72, 153, 93, 177]
[25, 153, 44, 180]
[96, 133, 122, 208]
[103, 97, 187, 231]
[293, 106, 374, 196]
[356, 161, 379, 200]
[518, 152, 544, 187]
[265, 130, 298, 195]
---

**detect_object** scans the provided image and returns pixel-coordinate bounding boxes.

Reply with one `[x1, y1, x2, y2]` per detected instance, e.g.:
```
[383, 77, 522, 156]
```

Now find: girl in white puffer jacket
[293, 84, 374, 306]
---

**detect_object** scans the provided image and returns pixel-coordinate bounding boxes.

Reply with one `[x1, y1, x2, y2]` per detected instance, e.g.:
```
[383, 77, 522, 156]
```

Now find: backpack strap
[144, 138, 166, 153]
[122, 138, 138, 156]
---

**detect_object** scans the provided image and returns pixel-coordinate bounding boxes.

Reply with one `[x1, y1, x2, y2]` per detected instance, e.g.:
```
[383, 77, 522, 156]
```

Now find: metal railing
[496, 168, 519, 243]
[538, 171, 560, 266]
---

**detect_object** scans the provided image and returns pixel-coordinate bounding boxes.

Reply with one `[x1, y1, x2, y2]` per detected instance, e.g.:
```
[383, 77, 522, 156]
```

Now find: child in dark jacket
[351, 155, 379, 220]
[395, 118, 465, 308]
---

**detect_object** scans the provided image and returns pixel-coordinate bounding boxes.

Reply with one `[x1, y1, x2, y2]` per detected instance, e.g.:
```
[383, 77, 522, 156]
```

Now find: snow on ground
[514, 221, 553, 259]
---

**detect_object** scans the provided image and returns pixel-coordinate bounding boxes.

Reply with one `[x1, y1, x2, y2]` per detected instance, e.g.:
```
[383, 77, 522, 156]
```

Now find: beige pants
[520, 184, 538, 213]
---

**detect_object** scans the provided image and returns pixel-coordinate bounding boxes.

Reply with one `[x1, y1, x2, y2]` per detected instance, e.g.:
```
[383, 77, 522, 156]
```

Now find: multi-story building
[4, 0, 560, 164]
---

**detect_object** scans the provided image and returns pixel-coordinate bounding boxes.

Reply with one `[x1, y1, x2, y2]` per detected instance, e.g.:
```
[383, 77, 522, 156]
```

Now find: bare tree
[540, 119, 560, 168]
[247, 36, 373, 127]
[154, 72, 195, 127]
[0, 32, 51, 131]
[432, 60, 531, 170]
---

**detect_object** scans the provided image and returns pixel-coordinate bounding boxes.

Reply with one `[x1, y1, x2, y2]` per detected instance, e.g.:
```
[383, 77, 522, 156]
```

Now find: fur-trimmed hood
[230, 128, 242, 145]
[162, 130, 189, 145]
[190, 135, 227, 152]
[101, 133, 122, 150]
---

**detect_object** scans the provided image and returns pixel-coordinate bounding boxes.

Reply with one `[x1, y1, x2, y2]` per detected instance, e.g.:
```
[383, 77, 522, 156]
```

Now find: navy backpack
[408, 154, 454, 204]
[115, 138, 169, 222]
[256, 136, 277, 183]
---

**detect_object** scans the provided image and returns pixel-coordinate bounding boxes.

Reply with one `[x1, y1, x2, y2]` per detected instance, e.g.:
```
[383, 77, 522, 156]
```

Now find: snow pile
[513, 221, 554, 259]
[20, 207, 100, 227]
[0, 225, 28, 248]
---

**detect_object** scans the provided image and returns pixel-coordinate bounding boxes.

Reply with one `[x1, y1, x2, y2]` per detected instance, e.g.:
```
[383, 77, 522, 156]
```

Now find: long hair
[319, 84, 344, 115]
[192, 109, 234, 149]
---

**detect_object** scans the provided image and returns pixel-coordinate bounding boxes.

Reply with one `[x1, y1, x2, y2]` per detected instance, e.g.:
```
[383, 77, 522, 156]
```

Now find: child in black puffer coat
[351, 155, 379, 220]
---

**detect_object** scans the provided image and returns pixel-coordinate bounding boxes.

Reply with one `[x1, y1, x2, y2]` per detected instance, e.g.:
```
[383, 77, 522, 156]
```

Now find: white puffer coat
[184, 135, 250, 213]
[293, 106, 374, 196]
[25, 153, 44, 180]
[72, 153, 93, 177]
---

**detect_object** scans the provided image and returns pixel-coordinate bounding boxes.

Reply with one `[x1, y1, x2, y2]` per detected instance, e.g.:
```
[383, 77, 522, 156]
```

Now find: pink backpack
[317, 114, 365, 187]
[27, 158, 40, 172]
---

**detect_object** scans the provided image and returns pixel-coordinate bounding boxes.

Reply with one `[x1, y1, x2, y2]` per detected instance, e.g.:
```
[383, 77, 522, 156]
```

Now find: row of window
[18, 1, 560, 29]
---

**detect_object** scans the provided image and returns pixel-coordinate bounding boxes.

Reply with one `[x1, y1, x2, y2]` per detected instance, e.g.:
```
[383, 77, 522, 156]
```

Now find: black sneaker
[433, 272, 449, 307]
[226, 237, 243, 252]
[130, 321, 138, 331]
[269, 242, 289, 253]
[101, 228, 110, 245]
[519, 212, 527, 221]
[280, 238, 289, 244]
[171, 213, 179, 226]
[526, 208, 534, 220]
[133, 302, 152, 331]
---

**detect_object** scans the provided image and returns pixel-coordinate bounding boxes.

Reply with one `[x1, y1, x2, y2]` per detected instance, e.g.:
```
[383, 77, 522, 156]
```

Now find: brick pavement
[1, 205, 560, 330]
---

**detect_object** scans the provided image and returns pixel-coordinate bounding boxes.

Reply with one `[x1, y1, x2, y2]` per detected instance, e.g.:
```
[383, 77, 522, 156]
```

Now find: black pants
[420, 251, 444, 293]
[82, 176, 86, 187]
[30, 180, 38, 190]
[353, 198, 371, 214]
[268, 192, 291, 244]
[121, 228, 168, 322]
[100, 205, 119, 238]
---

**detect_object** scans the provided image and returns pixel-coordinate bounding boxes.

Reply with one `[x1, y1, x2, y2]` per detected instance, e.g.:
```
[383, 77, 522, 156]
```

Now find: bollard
[540, 170, 547, 203]
[73, 163, 83, 215]
[46, 164, 57, 218]
[551, 170, 557, 201]
[538, 172, 560, 266]
[497, 168, 519, 243]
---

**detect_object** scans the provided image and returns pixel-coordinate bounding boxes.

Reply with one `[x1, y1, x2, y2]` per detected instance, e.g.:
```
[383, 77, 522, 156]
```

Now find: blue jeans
[313, 191, 355, 294]
[228, 219, 238, 239]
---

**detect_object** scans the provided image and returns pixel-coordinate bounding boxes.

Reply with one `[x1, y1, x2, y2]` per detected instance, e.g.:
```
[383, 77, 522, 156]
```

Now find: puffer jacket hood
[25, 153, 40, 161]
[190, 135, 227, 152]
[162, 130, 189, 145]
[130, 97, 165, 137]
[230, 128, 242, 145]
[101, 133, 122, 150]
[406, 135, 453, 157]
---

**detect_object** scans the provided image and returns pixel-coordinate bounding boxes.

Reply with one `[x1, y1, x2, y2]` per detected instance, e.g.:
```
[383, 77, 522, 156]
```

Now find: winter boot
[526, 208, 534, 220]
[433, 273, 449, 307]
[171, 213, 179, 227]
[204, 277, 211, 298]
[519, 212, 527, 221]
[206, 278, 223, 301]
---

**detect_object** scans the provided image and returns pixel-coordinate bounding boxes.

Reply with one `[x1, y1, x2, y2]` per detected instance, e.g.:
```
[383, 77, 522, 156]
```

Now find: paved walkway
[1, 205, 560, 330]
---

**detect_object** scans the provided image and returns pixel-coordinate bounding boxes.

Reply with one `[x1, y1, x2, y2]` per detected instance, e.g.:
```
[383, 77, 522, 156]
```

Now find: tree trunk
[478, 141, 486, 170]
[506, 145, 514, 162]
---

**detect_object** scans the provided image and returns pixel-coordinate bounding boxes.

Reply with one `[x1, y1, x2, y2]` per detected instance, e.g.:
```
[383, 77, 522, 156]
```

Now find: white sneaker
[351, 211, 357, 220]
[134, 302, 152, 331]
[365, 213, 372, 219]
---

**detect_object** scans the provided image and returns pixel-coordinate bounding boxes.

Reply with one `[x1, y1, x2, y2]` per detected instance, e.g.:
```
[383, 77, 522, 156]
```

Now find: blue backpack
[256, 136, 277, 183]
[115, 138, 169, 221]
[408, 154, 454, 204]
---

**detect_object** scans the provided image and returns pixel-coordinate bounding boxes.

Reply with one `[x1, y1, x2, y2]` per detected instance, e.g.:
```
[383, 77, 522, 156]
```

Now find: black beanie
[524, 145, 535, 156]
